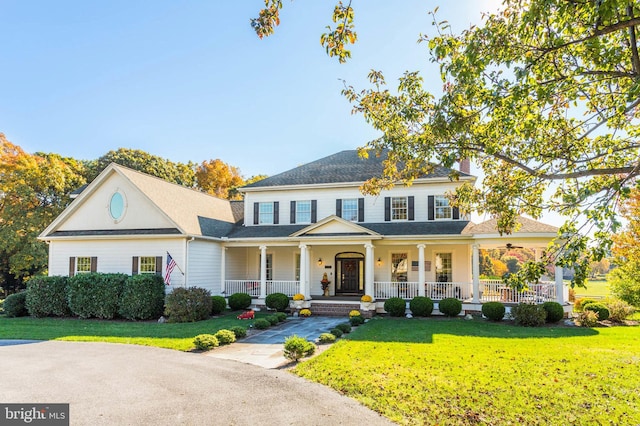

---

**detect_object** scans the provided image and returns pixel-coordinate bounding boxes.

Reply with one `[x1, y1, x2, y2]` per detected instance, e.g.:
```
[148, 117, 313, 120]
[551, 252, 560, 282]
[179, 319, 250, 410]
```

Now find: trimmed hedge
[210, 295, 227, 315]
[482, 301, 506, 321]
[193, 334, 219, 351]
[583, 302, 610, 321]
[228, 292, 252, 310]
[384, 297, 407, 317]
[512, 303, 547, 327]
[265, 292, 289, 312]
[3, 292, 28, 317]
[439, 298, 462, 317]
[165, 287, 212, 323]
[119, 274, 165, 320]
[542, 301, 565, 323]
[67, 273, 127, 319]
[26, 276, 70, 317]
[409, 296, 434, 317]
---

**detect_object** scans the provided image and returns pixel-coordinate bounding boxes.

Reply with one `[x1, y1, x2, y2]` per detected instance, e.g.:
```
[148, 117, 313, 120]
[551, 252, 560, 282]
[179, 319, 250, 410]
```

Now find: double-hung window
[391, 197, 407, 221]
[341, 199, 358, 221]
[391, 253, 408, 282]
[139, 256, 157, 274]
[435, 253, 452, 282]
[259, 202, 274, 224]
[76, 257, 92, 274]
[295, 200, 311, 224]
[435, 196, 452, 220]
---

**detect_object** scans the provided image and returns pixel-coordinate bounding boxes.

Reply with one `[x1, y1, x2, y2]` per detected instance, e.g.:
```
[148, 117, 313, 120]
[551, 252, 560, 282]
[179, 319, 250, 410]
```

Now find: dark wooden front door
[337, 258, 363, 294]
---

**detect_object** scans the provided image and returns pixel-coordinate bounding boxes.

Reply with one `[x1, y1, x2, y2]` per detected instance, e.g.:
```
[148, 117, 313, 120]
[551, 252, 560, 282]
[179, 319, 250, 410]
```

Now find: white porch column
[299, 244, 308, 299]
[220, 247, 226, 296]
[472, 244, 480, 303]
[364, 243, 375, 299]
[555, 264, 565, 304]
[417, 244, 426, 297]
[259, 245, 267, 299]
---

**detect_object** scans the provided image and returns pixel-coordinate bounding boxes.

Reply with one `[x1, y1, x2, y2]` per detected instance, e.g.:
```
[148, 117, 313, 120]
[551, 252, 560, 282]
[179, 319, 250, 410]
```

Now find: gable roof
[464, 216, 559, 235]
[41, 163, 236, 239]
[241, 150, 472, 189]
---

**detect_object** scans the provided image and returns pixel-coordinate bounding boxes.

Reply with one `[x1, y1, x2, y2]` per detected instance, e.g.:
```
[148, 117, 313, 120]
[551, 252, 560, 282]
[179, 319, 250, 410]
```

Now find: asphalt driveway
[0, 340, 394, 425]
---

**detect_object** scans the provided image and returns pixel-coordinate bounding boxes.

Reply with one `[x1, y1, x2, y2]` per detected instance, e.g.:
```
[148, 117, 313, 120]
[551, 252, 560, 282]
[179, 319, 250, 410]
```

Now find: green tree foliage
[195, 159, 245, 200]
[255, 0, 640, 288]
[0, 134, 86, 292]
[85, 147, 196, 187]
[479, 252, 494, 277]
[610, 189, 640, 306]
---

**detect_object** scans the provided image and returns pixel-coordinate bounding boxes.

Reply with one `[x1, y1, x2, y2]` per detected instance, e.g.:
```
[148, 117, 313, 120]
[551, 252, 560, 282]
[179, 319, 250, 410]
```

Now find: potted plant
[360, 294, 375, 310]
[292, 293, 305, 309]
[320, 273, 331, 297]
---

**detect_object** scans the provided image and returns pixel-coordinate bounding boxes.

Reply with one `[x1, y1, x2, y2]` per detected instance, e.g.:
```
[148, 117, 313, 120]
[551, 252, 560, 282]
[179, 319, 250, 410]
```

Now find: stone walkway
[205, 316, 347, 369]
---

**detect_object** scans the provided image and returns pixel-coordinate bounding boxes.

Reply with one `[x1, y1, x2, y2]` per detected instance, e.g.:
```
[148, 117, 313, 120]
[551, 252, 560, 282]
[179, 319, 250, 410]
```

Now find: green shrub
[214, 329, 236, 345]
[482, 302, 506, 321]
[349, 315, 365, 326]
[275, 312, 287, 322]
[583, 302, 610, 321]
[384, 297, 406, 317]
[439, 298, 462, 317]
[606, 299, 635, 322]
[265, 292, 289, 312]
[330, 328, 343, 338]
[0, 299, 4, 315]
[283, 335, 316, 361]
[336, 322, 352, 334]
[542, 301, 565, 323]
[575, 310, 599, 327]
[254, 318, 270, 329]
[193, 334, 219, 351]
[228, 292, 252, 310]
[409, 296, 434, 317]
[119, 274, 165, 320]
[67, 273, 127, 319]
[3, 292, 28, 318]
[574, 298, 597, 312]
[165, 287, 212, 323]
[511, 303, 547, 327]
[26, 276, 70, 317]
[319, 333, 337, 344]
[266, 315, 279, 325]
[210, 296, 227, 315]
[229, 326, 247, 338]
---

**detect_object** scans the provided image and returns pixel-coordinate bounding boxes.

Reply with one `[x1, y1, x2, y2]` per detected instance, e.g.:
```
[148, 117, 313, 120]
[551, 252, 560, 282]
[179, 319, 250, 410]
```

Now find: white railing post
[299, 244, 308, 298]
[259, 246, 267, 299]
[417, 244, 426, 297]
[555, 264, 565, 304]
[220, 247, 226, 296]
[365, 243, 375, 299]
[472, 244, 480, 303]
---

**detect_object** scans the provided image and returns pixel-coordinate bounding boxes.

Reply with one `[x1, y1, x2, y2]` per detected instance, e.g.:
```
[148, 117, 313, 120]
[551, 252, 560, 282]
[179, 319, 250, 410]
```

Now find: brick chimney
[459, 158, 471, 174]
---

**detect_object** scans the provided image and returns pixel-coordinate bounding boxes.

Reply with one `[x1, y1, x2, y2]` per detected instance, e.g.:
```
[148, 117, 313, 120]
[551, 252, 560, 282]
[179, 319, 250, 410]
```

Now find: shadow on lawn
[346, 316, 599, 344]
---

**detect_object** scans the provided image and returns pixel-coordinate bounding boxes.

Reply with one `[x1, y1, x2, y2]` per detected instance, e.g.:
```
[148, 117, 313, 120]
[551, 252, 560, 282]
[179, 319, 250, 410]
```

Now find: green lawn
[294, 317, 640, 425]
[574, 278, 611, 299]
[0, 312, 263, 351]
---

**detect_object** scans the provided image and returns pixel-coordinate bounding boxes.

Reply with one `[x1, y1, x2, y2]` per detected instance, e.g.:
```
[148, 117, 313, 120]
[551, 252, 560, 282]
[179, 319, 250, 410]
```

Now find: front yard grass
[0, 312, 264, 351]
[294, 317, 640, 425]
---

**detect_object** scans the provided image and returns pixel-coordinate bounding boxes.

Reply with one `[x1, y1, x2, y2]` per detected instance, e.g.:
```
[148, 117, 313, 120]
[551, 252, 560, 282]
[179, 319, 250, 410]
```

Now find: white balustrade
[224, 280, 299, 298]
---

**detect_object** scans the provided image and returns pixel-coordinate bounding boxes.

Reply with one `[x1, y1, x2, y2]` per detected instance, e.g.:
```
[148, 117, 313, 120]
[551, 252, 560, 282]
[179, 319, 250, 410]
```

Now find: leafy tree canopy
[195, 159, 245, 200]
[254, 0, 640, 287]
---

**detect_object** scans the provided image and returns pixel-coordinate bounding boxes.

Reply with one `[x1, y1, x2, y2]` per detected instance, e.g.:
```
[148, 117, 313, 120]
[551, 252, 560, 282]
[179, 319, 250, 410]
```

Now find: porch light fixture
[317, 258, 323, 266]
[377, 257, 382, 266]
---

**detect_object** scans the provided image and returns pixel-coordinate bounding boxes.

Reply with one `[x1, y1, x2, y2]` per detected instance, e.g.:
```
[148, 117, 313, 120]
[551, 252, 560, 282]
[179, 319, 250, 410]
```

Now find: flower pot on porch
[360, 301, 375, 311]
[292, 300, 304, 309]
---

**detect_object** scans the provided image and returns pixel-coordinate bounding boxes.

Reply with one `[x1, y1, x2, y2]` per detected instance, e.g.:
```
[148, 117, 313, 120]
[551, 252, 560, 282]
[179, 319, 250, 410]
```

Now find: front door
[336, 255, 364, 295]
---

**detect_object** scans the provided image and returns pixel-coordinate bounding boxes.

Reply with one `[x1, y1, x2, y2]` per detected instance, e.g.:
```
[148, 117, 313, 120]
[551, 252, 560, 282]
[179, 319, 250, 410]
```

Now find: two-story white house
[39, 150, 567, 315]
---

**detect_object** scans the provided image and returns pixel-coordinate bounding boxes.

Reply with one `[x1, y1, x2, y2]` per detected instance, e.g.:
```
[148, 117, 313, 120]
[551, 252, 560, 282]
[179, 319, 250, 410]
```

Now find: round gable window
[109, 191, 126, 222]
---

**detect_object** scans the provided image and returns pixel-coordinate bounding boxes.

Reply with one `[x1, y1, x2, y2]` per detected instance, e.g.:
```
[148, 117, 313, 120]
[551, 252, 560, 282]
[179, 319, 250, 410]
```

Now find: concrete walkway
[206, 316, 347, 369]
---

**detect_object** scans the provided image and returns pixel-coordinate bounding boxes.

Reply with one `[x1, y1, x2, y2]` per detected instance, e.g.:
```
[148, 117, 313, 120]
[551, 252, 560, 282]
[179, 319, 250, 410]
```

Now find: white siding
[186, 240, 223, 295]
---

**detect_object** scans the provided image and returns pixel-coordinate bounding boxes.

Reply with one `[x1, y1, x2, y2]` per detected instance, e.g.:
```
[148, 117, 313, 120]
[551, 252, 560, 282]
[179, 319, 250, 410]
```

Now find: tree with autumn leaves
[254, 0, 640, 287]
[609, 190, 640, 306]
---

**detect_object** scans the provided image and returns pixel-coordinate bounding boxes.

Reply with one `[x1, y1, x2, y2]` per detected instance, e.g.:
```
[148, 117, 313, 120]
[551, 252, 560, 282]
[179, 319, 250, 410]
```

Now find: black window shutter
[69, 257, 75, 277]
[453, 206, 460, 220]
[253, 202, 259, 225]
[290, 201, 296, 224]
[428, 196, 435, 221]
[90, 257, 98, 273]
[358, 198, 364, 222]
[384, 197, 391, 222]
[408, 196, 415, 221]
[132, 257, 139, 275]
[273, 202, 279, 224]
[336, 199, 342, 217]
[311, 200, 317, 223]
[155, 256, 163, 276]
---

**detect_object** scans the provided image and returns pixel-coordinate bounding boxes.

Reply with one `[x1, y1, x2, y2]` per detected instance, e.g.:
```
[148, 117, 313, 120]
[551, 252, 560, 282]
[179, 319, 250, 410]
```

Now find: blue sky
[1, 1, 501, 178]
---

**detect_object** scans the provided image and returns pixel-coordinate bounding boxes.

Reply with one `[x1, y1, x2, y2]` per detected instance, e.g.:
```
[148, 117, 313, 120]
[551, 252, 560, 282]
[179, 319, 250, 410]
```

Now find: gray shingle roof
[464, 216, 558, 235]
[241, 150, 468, 188]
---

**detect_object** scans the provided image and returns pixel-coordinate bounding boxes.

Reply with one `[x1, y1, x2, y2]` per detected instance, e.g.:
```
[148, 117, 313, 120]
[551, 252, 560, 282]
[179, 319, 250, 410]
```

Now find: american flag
[164, 252, 177, 285]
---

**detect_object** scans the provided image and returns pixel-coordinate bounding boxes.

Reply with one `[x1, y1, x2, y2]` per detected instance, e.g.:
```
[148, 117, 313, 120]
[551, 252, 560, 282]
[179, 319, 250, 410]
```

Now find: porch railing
[373, 281, 420, 300]
[425, 282, 472, 300]
[224, 280, 299, 298]
[479, 280, 556, 303]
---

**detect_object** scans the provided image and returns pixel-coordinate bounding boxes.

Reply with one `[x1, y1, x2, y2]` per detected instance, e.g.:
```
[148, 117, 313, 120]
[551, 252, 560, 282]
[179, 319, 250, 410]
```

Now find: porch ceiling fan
[504, 243, 523, 250]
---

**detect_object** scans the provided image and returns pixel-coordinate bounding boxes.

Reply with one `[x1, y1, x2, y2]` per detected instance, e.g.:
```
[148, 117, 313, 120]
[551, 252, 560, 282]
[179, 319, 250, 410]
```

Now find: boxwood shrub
[214, 329, 236, 345]
[254, 318, 270, 329]
[229, 326, 247, 338]
[511, 303, 547, 327]
[319, 333, 336, 344]
[164, 287, 212, 323]
[349, 315, 365, 326]
[275, 312, 288, 322]
[409, 296, 434, 317]
[542, 301, 565, 323]
[228, 292, 252, 310]
[439, 298, 462, 317]
[210, 295, 227, 315]
[3, 292, 28, 318]
[336, 322, 352, 334]
[119, 274, 165, 320]
[482, 301, 506, 321]
[68, 273, 127, 319]
[583, 302, 610, 321]
[265, 292, 289, 312]
[26, 276, 70, 317]
[384, 297, 407, 317]
[265, 315, 279, 325]
[193, 334, 219, 351]
[330, 328, 343, 338]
